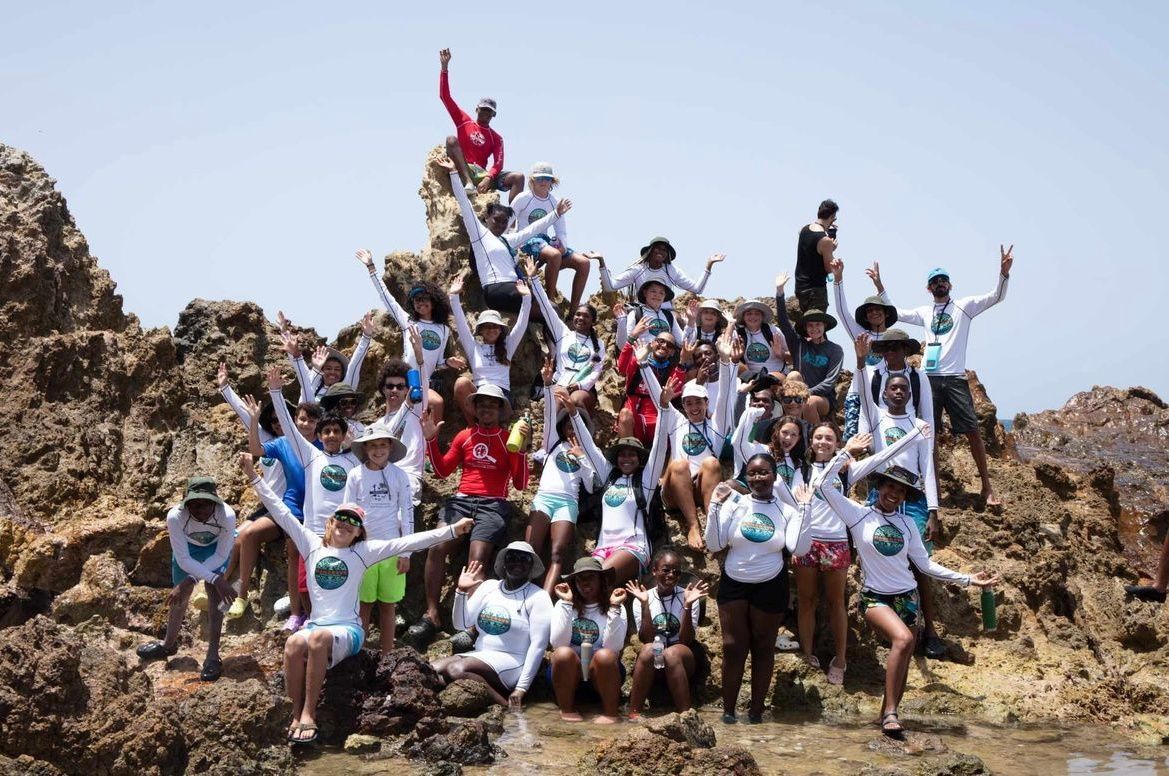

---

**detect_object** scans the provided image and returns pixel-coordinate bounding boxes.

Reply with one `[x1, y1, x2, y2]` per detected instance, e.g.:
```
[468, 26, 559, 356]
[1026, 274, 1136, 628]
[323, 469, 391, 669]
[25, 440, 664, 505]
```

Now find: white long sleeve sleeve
[504, 293, 532, 359]
[345, 335, 371, 386]
[516, 593, 554, 692]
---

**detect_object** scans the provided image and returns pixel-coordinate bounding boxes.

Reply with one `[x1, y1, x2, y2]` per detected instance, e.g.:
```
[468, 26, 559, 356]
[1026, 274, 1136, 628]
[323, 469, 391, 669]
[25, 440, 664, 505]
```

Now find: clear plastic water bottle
[653, 633, 665, 669]
[580, 639, 592, 680]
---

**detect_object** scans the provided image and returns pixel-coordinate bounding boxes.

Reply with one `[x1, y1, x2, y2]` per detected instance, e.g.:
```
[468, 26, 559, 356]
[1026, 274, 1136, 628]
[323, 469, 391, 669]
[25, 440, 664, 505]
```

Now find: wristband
[454, 590, 467, 597]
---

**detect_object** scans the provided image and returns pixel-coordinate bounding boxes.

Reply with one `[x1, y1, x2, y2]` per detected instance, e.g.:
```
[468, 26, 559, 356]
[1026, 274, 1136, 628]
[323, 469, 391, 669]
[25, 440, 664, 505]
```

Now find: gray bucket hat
[733, 300, 774, 326]
[349, 424, 407, 464]
[466, 383, 512, 421]
[855, 295, 898, 332]
[474, 309, 509, 335]
[870, 463, 925, 500]
[494, 540, 545, 580]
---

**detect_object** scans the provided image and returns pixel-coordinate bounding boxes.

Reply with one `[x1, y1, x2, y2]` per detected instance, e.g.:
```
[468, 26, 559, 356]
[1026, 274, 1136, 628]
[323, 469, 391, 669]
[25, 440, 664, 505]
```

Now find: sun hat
[529, 161, 558, 183]
[636, 278, 675, 304]
[697, 300, 727, 320]
[926, 267, 950, 283]
[854, 295, 898, 332]
[797, 309, 837, 335]
[604, 436, 650, 466]
[561, 556, 616, 584]
[320, 382, 365, 410]
[349, 424, 407, 464]
[870, 463, 925, 500]
[639, 236, 677, 262]
[681, 381, 709, 400]
[474, 309, 509, 334]
[332, 503, 366, 527]
[733, 300, 774, 326]
[183, 476, 224, 507]
[322, 347, 349, 371]
[870, 328, 922, 355]
[476, 97, 497, 114]
[494, 540, 545, 580]
[467, 383, 512, 420]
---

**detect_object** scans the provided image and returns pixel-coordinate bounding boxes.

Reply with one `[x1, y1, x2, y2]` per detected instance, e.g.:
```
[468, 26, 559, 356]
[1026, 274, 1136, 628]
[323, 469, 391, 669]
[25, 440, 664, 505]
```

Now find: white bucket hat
[733, 300, 773, 326]
[474, 309, 509, 334]
[466, 383, 512, 420]
[494, 540, 545, 580]
[681, 381, 709, 400]
[349, 424, 407, 464]
[529, 161, 558, 183]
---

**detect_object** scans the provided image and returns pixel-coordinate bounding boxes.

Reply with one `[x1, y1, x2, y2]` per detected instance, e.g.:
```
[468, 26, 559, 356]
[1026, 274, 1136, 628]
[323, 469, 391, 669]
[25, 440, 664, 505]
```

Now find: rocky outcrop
[579, 719, 760, 775]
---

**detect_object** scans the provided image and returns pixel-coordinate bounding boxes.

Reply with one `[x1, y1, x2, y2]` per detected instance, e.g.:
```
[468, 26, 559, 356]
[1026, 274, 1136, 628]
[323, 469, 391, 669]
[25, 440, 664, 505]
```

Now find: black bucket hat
[605, 437, 650, 466]
[854, 295, 898, 332]
[871, 328, 922, 355]
[259, 396, 298, 437]
[870, 463, 925, 500]
[320, 382, 365, 410]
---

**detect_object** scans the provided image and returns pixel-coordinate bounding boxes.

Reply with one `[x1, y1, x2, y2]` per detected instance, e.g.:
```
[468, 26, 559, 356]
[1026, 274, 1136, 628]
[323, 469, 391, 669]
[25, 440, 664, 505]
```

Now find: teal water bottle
[980, 587, 997, 632]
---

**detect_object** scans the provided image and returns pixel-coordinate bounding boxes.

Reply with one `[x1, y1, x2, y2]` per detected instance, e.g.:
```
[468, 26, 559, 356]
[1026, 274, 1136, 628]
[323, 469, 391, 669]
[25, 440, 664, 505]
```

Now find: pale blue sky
[5, 2, 1167, 415]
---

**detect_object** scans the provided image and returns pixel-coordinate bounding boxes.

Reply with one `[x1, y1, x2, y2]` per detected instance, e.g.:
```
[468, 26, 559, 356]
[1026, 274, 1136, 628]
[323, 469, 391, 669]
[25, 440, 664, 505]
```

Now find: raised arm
[241, 457, 317, 558]
[508, 200, 568, 247]
[814, 451, 870, 529]
[345, 313, 373, 386]
[448, 169, 487, 240]
[774, 273, 801, 355]
[670, 253, 724, 294]
[504, 285, 532, 358]
[362, 250, 411, 331]
[601, 598, 629, 652]
[711, 335, 738, 437]
[448, 286, 478, 360]
[847, 423, 929, 481]
[548, 595, 574, 649]
[269, 371, 315, 467]
[905, 520, 971, 586]
[365, 519, 469, 564]
[438, 49, 465, 124]
[453, 569, 490, 632]
[525, 261, 567, 343]
[731, 405, 764, 474]
[568, 396, 611, 480]
[965, 246, 1012, 318]
[603, 261, 641, 293]
[832, 259, 863, 343]
[217, 364, 273, 442]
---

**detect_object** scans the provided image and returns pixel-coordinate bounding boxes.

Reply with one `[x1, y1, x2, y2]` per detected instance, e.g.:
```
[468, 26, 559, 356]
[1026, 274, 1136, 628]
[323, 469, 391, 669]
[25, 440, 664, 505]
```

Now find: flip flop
[827, 657, 846, 686]
[880, 712, 905, 739]
[290, 723, 318, 745]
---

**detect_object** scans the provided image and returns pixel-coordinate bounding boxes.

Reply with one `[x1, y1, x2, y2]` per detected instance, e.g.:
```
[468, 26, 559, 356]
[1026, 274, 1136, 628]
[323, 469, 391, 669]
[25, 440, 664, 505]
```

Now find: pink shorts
[593, 543, 650, 572]
[792, 540, 851, 572]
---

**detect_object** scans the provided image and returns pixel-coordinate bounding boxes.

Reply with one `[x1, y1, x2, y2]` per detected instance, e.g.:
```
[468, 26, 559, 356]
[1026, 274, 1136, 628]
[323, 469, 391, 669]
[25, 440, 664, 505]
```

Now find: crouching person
[240, 454, 472, 746]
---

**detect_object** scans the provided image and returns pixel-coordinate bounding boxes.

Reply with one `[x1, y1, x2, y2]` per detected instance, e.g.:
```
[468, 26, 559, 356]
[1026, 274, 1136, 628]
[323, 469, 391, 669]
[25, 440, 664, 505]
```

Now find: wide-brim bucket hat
[259, 396, 298, 437]
[560, 556, 617, 585]
[320, 382, 365, 410]
[871, 328, 922, 355]
[474, 309, 509, 335]
[637, 278, 675, 304]
[183, 476, 224, 507]
[870, 463, 925, 500]
[465, 383, 512, 421]
[494, 540, 545, 580]
[604, 436, 650, 466]
[797, 309, 837, 335]
[733, 300, 774, 326]
[349, 424, 407, 464]
[855, 296, 898, 332]
[639, 236, 677, 262]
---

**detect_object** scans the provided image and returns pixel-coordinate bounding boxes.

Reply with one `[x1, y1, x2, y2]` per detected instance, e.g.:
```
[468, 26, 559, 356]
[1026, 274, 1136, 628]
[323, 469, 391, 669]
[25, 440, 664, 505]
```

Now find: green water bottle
[980, 587, 997, 632]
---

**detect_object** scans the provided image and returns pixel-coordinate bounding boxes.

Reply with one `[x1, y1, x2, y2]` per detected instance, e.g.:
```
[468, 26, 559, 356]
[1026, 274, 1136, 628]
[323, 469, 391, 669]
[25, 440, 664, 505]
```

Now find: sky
[4, 1, 1167, 416]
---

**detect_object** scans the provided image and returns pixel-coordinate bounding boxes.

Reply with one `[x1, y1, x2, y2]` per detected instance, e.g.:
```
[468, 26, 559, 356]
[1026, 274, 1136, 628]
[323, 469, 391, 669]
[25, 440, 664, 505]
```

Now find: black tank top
[796, 224, 828, 291]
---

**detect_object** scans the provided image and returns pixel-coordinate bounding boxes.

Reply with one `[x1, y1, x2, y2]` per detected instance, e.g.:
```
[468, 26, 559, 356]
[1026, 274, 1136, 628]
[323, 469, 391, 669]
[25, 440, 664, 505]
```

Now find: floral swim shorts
[859, 588, 921, 630]
[792, 539, 851, 572]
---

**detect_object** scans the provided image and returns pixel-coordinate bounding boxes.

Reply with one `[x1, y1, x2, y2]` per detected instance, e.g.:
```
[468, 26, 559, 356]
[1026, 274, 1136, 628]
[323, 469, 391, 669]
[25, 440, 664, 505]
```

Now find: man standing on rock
[439, 48, 524, 202]
[871, 247, 1013, 507]
[795, 199, 840, 313]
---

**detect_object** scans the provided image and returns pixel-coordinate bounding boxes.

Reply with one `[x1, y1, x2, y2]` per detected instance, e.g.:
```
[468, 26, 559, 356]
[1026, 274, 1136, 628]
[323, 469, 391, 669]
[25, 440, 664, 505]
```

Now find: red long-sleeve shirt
[426, 425, 528, 498]
[439, 71, 504, 178]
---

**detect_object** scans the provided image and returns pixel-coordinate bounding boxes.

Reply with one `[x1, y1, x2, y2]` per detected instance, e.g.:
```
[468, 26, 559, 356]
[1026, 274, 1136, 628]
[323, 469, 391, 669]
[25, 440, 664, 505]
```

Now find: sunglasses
[929, 277, 950, 286]
[653, 339, 677, 348]
[337, 397, 359, 407]
[382, 382, 407, 391]
[334, 512, 363, 528]
[504, 552, 532, 564]
[781, 396, 805, 404]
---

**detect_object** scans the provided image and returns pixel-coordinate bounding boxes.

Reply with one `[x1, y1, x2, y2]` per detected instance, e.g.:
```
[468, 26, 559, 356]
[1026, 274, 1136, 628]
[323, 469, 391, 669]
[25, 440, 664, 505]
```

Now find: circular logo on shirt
[931, 313, 954, 336]
[740, 513, 776, 543]
[260, 456, 277, 468]
[555, 451, 582, 473]
[528, 208, 548, 224]
[865, 353, 883, 367]
[314, 556, 349, 589]
[682, 432, 708, 456]
[872, 524, 906, 557]
[652, 611, 681, 638]
[320, 464, 347, 492]
[814, 476, 842, 502]
[745, 341, 770, 363]
[566, 343, 591, 364]
[570, 617, 600, 646]
[421, 329, 441, 351]
[188, 530, 217, 545]
[777, 463, 795, 488]
[883, 426, 907, 447]
[477, 604, 512, 636]
[802, 352, 829, 369]
[647, 318, 669, 336]
[604, 483, 630, 507]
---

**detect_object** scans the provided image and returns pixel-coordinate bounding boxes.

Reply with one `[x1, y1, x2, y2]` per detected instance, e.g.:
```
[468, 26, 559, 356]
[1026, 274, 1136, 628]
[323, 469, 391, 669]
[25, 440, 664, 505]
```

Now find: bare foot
[687, 526, 704, 551]
[983, 489, 1003, 508]
[595, 714, 620, 724]
[560, 711, 584, 722]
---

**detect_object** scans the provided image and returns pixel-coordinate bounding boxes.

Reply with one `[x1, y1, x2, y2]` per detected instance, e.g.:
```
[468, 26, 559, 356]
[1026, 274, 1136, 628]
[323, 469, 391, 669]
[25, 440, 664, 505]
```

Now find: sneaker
[450, 629, 475, 654]
[136, 641, 177, 661]
[274, 595, 291, 617]
[190, 584, 209, 612]
[923, 634, 946, 659]
[226, 597, 248, 619]
[284, 613, 306, 633]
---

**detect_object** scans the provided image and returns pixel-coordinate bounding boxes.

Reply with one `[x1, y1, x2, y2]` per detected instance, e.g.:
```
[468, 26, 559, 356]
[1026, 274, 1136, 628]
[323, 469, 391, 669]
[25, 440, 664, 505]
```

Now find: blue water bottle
[406, 369, 423, 403]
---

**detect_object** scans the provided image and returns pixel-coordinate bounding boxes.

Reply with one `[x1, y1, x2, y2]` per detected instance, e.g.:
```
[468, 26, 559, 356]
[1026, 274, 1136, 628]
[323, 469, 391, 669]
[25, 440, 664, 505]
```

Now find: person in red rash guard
[615, 316, 687, 444]
[439, 47, 524, 203]
[407, 384, 531, 647]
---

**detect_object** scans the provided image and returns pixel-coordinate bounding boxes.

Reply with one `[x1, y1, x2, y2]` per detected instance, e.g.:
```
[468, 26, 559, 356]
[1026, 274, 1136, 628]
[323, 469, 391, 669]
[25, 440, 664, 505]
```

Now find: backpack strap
[909, 368, 921, 419]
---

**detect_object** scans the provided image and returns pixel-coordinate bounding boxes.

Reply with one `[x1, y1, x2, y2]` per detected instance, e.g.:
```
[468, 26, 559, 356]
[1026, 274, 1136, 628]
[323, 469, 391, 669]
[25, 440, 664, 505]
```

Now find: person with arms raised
[525, 256, 605, 413]
[775, 272, 843, 424]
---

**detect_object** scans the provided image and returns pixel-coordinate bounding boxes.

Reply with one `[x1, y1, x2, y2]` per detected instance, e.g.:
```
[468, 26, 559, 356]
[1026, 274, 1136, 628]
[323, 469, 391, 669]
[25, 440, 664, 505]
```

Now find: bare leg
[550, 646, 584, 720]
[467, 540, 494, 582]
[570, 389, 597, 414]
[431, 656, 511, 706]
[454, 376, 477, 425]
[295, 629, 333, 740]
[547, 521, 576, 596]
[966, 430, 999, 506]
[717, 599, 750, 717]
[824, 567, 849, 669]
[540, 246, 564, 300]
[284, 632, 309, 735]
[794, 565, 819, 663]
[803, 396, 830, 423]
[428, 388, 445, 425]
[696, 457, 722, 513]
[599, 547, 641, 587]
[562, 254, 592, 312]
[627, 644, 656, 714]
[162, 584, 194, 649]
[525, 510, 552, 592]
[746, 605, 782, 718]
[664, 644, 696, 711]
[1155, 532, 1169, 591]
[378, 602, 397, 651]
[502, 172, 525, 203]
[913, 567, 938, 639]
[864, 606, 916, 723]
[232, 517, 280, 599]
[591, 648, 622, 722]
[205, 587, 225, 663]
[423, 537, 457, 626]
[444, 136, 474, 187]
[661, 461, 703, 551]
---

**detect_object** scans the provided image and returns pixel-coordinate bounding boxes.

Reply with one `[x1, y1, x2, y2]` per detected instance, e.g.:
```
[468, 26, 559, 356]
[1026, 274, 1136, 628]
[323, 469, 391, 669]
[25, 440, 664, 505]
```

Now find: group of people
[138, 48, 1020, 745]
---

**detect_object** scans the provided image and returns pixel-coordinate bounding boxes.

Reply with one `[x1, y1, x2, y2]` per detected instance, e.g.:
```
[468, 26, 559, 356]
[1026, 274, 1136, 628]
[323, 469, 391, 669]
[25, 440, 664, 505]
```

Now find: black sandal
[405, 615, 438, 647]
[200, 657, 222, 682]
[136, 641, 177, 661]
[881, 712, 905, 739]
[289, 723, 318, 746]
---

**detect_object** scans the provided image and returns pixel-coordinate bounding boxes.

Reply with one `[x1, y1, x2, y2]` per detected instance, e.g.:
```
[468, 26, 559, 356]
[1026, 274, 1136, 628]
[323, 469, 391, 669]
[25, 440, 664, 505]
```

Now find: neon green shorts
[359, 557, 406, 604]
